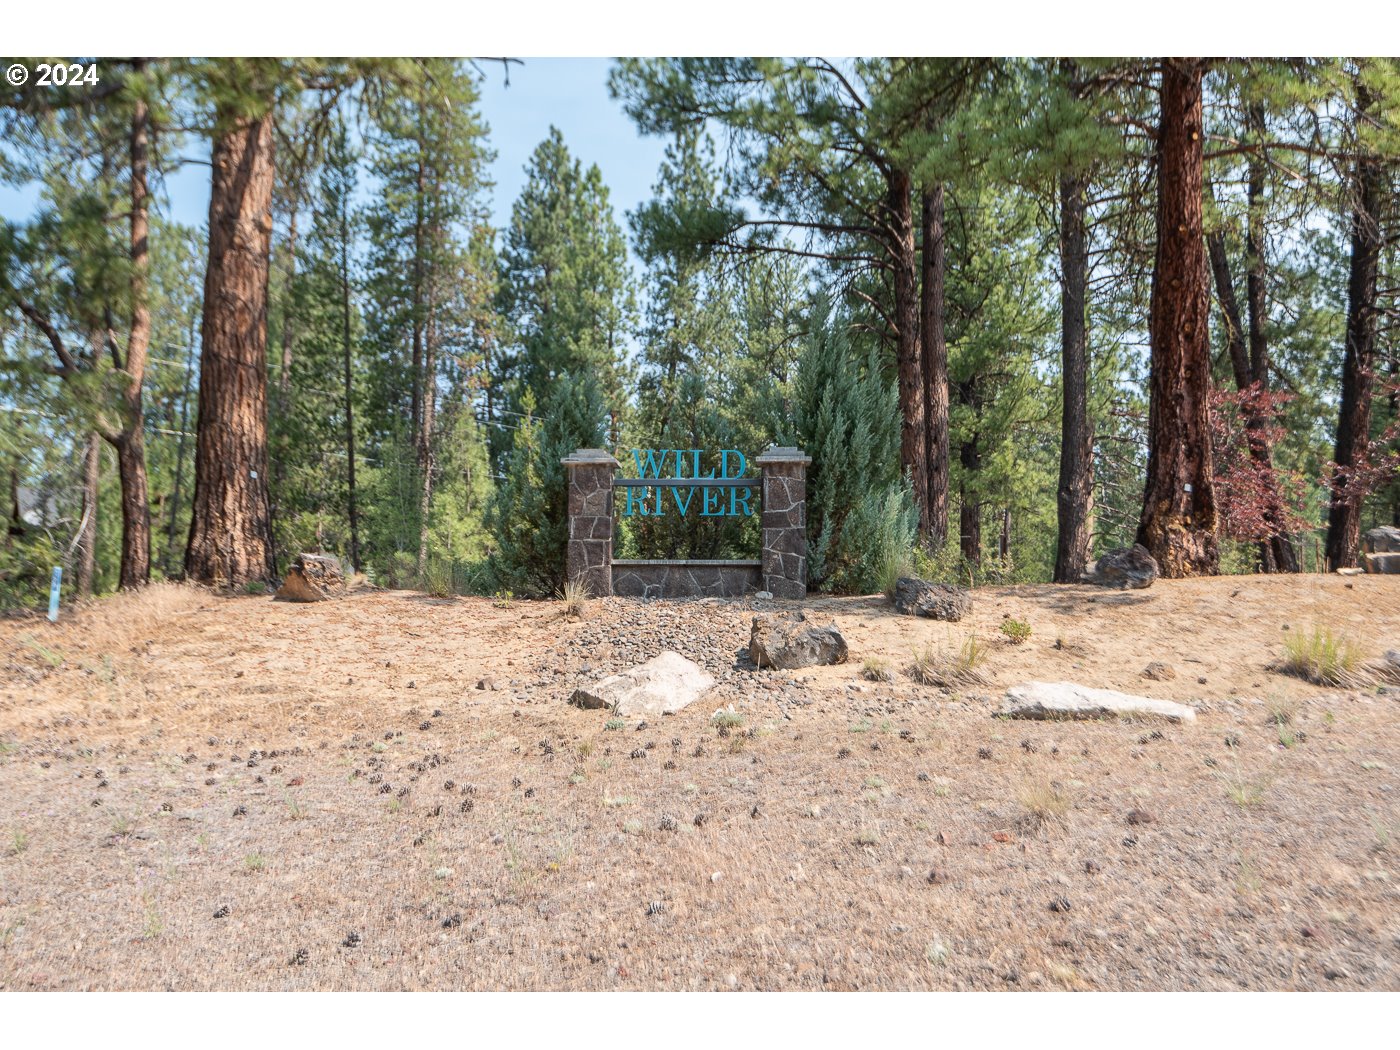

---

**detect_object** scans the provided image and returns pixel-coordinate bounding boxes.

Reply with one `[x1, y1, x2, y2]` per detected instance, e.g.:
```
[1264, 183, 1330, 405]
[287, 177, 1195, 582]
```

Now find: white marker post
[47, 566, 62, 622]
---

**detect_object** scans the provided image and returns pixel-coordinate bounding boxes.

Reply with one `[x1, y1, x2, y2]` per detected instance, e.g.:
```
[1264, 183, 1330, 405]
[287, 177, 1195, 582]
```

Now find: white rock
[999, 681, 1197, 723]
[569, 651, 715, 718]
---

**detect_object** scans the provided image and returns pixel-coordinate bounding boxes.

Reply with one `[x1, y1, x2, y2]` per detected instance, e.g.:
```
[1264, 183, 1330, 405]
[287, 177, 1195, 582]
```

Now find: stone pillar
[757, 446, 810, 600]
[562, 449, 618, 597]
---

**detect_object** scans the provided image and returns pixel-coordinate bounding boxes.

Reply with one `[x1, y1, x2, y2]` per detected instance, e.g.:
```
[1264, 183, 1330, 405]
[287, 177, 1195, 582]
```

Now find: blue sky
[0, 58, 669, 255]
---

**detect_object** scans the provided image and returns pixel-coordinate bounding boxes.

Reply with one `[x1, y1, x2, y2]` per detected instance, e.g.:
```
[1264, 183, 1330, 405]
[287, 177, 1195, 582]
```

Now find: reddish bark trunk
[185, 106, 277, 587]
[1135, 60, 1219, 577]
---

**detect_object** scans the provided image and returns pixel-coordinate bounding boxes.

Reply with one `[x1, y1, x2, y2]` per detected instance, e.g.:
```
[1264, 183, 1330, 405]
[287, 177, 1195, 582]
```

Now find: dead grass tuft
[557, 578, 589, 619]
[861, 656, 895, 683]
[1279, 625, 1367, 686]
[908, 634, 986, 688]
[1017, 778, 1070, 831]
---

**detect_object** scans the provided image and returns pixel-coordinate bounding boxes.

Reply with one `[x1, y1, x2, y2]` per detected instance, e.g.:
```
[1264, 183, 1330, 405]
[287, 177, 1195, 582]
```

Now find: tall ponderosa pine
[185, 61, 282, 586]
[1136, 59, 1220, 577]
[626, 127, 750, 559]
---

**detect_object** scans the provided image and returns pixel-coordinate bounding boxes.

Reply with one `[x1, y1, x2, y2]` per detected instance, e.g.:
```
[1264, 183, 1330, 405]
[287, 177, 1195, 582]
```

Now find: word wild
[623, 449, 754, 517]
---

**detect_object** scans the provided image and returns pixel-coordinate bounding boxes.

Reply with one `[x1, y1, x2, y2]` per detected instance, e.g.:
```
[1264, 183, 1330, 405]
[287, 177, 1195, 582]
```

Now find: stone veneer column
[756, 446, 810, 600]
[562, 449, 618, 597]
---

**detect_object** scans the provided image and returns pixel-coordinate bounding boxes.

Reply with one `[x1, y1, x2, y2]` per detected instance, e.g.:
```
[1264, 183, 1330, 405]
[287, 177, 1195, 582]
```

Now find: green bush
[783, 298, 902, 593]
[828, 479, 918, 596]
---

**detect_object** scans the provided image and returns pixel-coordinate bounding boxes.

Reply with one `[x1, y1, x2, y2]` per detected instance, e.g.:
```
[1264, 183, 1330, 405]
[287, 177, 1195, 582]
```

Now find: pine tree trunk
[341, 210, 360, 573]
[1054, 169, 1094, 582]
[920, 181, 950, 551]
[75, 433, 100, 598]
[1326, 84, 1384, 571]
[185, 106, 277, 587]
[889, 169, 930, 535]
[112, 80, 152, 590]
[416, 307, 437, 577]
[114, 430, 151, 589]
[166, 314, 197, 576]
[279, 205, 297, 401]
[1243, 128, 1299, 575]
[1206, 227, 1252, 390]
[1135, 60, 1219, 578]
[957, 377, 982, 567]
[959, 471, 981, 567]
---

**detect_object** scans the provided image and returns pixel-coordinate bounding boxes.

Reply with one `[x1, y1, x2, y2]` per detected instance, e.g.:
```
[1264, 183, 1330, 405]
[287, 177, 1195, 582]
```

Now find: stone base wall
[611, 560, 762, 599]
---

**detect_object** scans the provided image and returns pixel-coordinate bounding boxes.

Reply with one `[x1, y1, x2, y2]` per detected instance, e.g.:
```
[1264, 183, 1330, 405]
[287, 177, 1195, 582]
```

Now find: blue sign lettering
[620, 450, 755, 517]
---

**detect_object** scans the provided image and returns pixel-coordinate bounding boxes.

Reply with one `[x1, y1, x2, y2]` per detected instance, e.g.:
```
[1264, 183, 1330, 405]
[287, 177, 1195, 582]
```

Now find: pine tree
[495, 127, 636, 453]
[362, 59, 496, 576]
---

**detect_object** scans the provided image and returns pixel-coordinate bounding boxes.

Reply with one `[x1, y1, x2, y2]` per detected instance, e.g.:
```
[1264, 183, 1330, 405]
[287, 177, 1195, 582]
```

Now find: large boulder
[748, 611, 848, 670]
[569, 651, 715, 718]
[1083, 544, 1160, 590]
[1364, 526, 1400, 553]
[275, 553, 345, 602]
[1363, 552, 1400, 575]
[893, 577, 972, 622]
[999, 681, 1196, 723]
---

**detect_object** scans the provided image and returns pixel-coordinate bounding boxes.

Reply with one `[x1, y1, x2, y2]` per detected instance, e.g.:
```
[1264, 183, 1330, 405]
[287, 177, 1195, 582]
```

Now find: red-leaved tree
[1209, 386, 1312, 549]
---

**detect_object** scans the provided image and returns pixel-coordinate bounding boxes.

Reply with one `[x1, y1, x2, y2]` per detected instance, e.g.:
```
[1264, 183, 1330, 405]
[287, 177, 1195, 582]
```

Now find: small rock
[1142, 662, 1176, 681]
[1126, 809, 1155, 826]
[1050, 896, 1072, 913]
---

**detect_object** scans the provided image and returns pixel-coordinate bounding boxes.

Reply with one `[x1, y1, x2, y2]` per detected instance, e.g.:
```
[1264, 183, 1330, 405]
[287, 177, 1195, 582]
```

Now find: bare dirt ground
[1, 574, 1397, 991]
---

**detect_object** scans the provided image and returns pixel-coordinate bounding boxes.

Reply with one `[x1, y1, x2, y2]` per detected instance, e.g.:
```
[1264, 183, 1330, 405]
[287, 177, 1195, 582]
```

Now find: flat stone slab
[569, 651, 715, 718]
[999, 681, 1197, 723]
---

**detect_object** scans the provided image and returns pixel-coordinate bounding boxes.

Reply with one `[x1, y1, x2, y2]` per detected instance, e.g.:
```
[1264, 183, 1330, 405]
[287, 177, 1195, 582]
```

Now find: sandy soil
[0, 575, 1397, 990]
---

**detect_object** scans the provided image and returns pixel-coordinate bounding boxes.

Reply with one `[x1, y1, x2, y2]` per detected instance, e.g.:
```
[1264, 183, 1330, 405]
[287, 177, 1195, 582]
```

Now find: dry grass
[861, 656, 895, 683]
[557, 577, 589, 619]
[1, 577, 1399, 990]
[908, 634, 986, 688]
[1279, 624, 1366, 686]
[1017, 778, 1070, 831]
